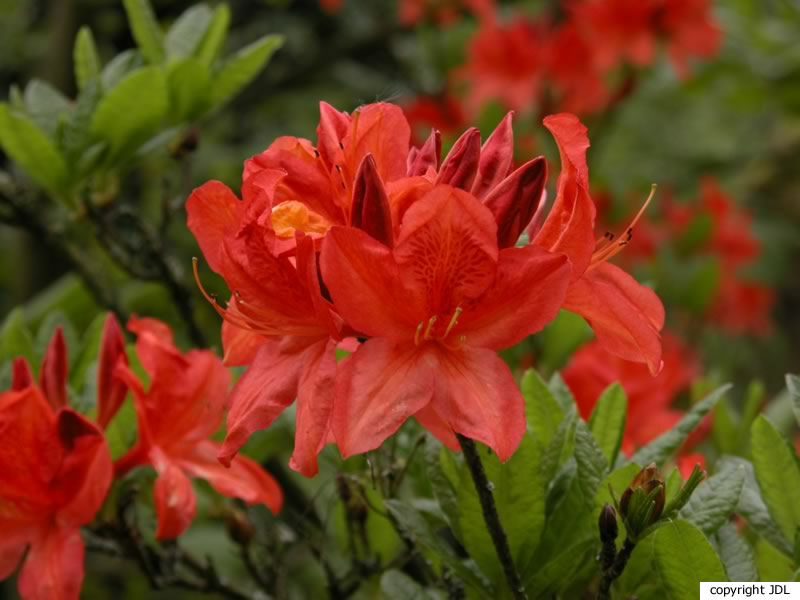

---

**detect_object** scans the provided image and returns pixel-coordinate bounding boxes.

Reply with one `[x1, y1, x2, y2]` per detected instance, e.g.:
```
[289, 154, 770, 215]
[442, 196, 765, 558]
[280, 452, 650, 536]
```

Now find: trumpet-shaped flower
[112, 317, 282, 539]
[321, 184, 571, 460]
[1, 329, 112, 600]
[532, 113, 665, 373]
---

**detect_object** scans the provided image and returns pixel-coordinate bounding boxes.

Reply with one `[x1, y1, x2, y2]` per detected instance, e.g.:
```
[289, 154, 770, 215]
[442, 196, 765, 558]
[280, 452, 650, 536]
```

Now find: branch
[457, 434, 528, 600]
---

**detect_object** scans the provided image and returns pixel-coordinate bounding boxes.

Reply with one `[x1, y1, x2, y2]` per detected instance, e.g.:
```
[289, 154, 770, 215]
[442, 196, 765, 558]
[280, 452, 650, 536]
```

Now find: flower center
[414, 306, 463, 347]
[271, 200, 332, 239]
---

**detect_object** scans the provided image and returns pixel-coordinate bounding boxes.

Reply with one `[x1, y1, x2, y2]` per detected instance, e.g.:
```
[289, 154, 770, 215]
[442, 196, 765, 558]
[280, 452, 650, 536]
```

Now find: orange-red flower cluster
[187, 101, 664, 474]
[0, 316, 282, 600]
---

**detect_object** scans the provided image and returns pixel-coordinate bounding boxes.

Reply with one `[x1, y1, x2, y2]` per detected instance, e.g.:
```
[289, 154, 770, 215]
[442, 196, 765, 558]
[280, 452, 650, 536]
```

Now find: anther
[443, 307, 463, 338]
[423, 316, 438, 340]
[414, 322, 424, 346]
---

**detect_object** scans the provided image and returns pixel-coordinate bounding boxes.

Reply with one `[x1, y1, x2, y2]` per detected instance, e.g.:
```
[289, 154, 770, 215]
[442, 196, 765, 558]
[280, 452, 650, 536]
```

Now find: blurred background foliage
[1, 0, 799, 598]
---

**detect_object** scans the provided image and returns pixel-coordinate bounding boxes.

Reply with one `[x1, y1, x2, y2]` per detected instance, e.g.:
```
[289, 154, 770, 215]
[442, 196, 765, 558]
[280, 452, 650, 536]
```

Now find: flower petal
[431, 346, 525, 461]
[435, 127, 480, 190]
[178, 440, 282, 514]
[289, 339, 337, 477]
[39, 327, 68, 411]
[407, 128, 441, 176]
[342, 102, 411, 185]
[395, 185, 498, 313]
[152, 450, 196, 539]
[0, 524, 30, 580]
[458, 244, 571, 350]
[333, 338, 434, 458]
[218, 338, 306, 467]
[533, 113, 596, 277]
[96, 314, 129, 429]
[316, 101, 351, 169]
[221, 317, 267, 366]
[53, 409, 112, 527]
[11, 357, 33, 391]
[414, 403, 460, 451]
[564, 262, 664, 374]
[186, 180, 241, 274]
[17, 525, 84, 600]
[321, 226, 420, 339]
[350, 154, 394, 248]
[483, 156, 547, 248]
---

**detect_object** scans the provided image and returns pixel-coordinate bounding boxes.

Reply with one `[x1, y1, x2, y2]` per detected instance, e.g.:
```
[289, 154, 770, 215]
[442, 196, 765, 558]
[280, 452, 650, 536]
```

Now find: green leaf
[101, 49, 142, 90]
[423, 438, 460, 535]
[713, 522, 758, 582]
[786, 374, 800, 428]
[755, 538, 795, 582]
[631, 384, 731, 466]
[24, 79, 71, 139]
[536, 309, 591, 371]
[62, 79, 101, 162]
[166, 58, 210, 121]
[196, 3, 230, 66]
[574, 420, 608, 505]
[90, 66, 168, 157]
[654, 520, 727, 599]
[165, 4, 213, 60]
[541, 410, 576, 485]
[524, 538, 595, 597]
[520, 368, 563, 449]
[74, 26, 101, 90]
[588, 383, 627, 465]
[457, 434, 545, 592]
[0, 308, 37, 367]
[711, 397, 737, 455]
[664, 467, 683, 504]
[0, 103, 69, 197]
[104, 394, 137, 459]
[69, 313, 107, 392]
[548, 372, 576, 413]
[679, 464, 745, 535]
[122, 0, 165, 64]
[384, 500, 492, 596]
[209, 34, 283, 110]
[750, 415, 800, 542]
[380, 570, 436, 600]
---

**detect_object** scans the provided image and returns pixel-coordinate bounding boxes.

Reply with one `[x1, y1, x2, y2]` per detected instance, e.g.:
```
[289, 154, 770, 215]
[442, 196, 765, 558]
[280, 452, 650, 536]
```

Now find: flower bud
[224, 508, 255, 546]
[598, 503, 618, 545]
[620, 463, 665, 521]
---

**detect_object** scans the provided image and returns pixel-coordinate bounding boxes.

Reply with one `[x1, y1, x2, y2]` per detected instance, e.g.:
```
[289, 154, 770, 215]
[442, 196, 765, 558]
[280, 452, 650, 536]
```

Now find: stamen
[443, 307, 463, 338]
[414, 322, 424, 346]
[591, 184, 656, 266]
[423, 316, 438, 340]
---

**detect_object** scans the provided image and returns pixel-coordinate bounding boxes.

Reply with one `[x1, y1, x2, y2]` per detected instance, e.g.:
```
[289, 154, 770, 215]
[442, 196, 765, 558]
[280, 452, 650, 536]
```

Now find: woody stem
[457, 434, 528, 600]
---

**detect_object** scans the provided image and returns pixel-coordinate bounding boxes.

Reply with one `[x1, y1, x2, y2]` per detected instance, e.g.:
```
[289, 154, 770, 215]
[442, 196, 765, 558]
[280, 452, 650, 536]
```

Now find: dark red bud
[483, 156, 547, 248]
[407, 128, 442, 176]
[97, 314, 129, 429]
[40, 327, 68, 411]
[472, 111, 514, 200]
[599, 503, 618, 544]
[350, 154, 393, 248]
[436, 127, 481, 191]
[11, 357, 34, 390]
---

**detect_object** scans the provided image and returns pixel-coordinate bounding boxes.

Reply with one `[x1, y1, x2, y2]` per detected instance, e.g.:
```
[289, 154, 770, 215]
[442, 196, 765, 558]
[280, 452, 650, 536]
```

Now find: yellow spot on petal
[271, 200, 332, 239]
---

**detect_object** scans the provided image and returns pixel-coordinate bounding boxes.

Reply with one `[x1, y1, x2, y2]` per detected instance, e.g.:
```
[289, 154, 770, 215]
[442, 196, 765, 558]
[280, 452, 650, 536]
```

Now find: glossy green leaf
[679, 464, 744, 535]
[589, 383, 627, 465]
[101, 49, 142, 90]
[755, 538, 795, 582]
[62, 79, 101, 161]
[209, 34, 283, 110]
[0, 103, 69, 197]
[167, 58, 211, 121]
[74, 26, 101, 90]
[632, 384, 730, 466]
[0, 308, 36, 367]
[457, 433, 545, 592]
[750, 415, 800, 542]
[196, 3, 230, 66]
[165, 4, 213, 60]
[574, 420, 608, 506]
[548, 372, 576, 413]
[122, 0, 165, 64]
[24, 79, 70, 139]
[520, 368, 563, 449]
[90, 66, 168, 156]
[654, 520, 727, 598]
[713, 522, 758, 582]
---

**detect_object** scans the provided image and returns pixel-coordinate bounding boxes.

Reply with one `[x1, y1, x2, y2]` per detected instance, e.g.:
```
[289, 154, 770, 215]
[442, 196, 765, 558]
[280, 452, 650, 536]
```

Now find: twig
[457, 434, 528, 600]
[596, 538, 635, 600]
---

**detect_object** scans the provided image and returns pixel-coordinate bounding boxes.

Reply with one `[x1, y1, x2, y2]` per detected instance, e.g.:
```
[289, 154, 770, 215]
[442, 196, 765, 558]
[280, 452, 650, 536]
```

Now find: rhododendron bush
[0, 1, 798, 599]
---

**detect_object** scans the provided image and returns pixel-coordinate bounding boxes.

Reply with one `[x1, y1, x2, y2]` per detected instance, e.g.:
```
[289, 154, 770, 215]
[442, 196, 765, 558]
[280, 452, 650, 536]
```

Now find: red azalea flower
[321, 184, 571, 460]
[545, 22, 610, 115]
[319, 0, 343, 14]
[1, 330, 112, 600]
[562, 332, 699, 454]
[656, 0, 721, 78]
[569, 0, 660, 72]
[708, 272, 774, 335]
[532, 113, 665, 373]
[398, 0, 495, 26]
[457, 16, 547, 115]
[403, 95, 467, 143]
[700, 177, 760, 268]
[187, 102, 418, 475]
[112, 317, 282, 539]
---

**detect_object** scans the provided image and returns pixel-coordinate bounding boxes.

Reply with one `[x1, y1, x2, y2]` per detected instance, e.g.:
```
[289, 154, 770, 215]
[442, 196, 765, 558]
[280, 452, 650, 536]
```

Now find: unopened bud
[598, 503, 618, 545]
[619, 463, 666, 534]
[224, 509, 255, 546]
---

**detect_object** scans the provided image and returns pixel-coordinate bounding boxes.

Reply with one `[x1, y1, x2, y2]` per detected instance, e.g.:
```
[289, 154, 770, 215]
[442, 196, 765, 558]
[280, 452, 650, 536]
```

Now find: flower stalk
[457, 434, 528, 600]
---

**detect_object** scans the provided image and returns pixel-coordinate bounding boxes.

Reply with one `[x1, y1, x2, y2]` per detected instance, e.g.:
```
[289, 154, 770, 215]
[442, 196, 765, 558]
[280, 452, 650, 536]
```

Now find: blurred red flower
[112, 317, 282, 539]
[0, 330, 112, 600]
[656, 0, 721, 78]
[562, 332, 700, 454]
